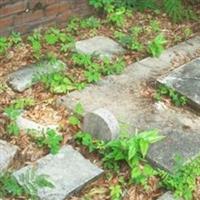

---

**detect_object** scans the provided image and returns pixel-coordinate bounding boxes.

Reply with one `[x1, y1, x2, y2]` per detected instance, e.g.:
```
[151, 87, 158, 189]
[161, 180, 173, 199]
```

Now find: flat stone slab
[75, 36, 125, 59]
[158, 58, 200, 110]
[16, 114, 59, 135]
[13, 145, 103, 200]
[7, 60, 66, 92]
[157, 192, 180, 200]
[83, 108, 120, 141]
[0, 140, 18, 172]
[147, 130, 200, 172]
[57, 36, 200, 172]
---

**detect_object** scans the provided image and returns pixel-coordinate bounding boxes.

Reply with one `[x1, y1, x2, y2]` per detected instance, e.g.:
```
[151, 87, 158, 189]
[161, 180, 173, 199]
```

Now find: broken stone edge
[13, 145, 104, 200]
[0, 140, 18, 172]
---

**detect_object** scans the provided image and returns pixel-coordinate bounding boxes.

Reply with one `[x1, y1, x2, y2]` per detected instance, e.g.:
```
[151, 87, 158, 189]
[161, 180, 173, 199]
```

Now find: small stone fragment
[75, 36, 125, 59]
[83, 108, 120, 141]
[0, 140, 18, 172]
[16, 114, 59, 134]
[13, 145, 103, 200]
[157, 192, 181, 200]
[7, 60, 66, 92]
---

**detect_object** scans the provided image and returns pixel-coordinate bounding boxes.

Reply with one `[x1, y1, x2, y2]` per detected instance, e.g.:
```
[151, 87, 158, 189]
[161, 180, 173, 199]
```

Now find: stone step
[0, 140, 18, 172]
[7, 59, 66, 92]
[57, 36, 200, 172]
[158, 58, 200, 111]
[13, 145, 103, 200]
[75, 36, 125, 59]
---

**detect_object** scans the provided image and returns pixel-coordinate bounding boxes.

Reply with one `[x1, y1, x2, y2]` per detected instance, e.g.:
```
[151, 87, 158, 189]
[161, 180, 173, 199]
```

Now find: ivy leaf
[128, 144, 137, 160]
[68, 116, 80, 126]
[74, 103, 84, 115]
[139, 139, 149, 158]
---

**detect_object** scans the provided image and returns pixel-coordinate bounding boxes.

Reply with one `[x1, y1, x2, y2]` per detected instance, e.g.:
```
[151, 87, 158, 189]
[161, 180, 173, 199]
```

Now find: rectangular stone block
[158, 58, 200, 110]
[147, 131, 200, 172]
[13, 145, 103, 200]
[7, 60, 66, 92]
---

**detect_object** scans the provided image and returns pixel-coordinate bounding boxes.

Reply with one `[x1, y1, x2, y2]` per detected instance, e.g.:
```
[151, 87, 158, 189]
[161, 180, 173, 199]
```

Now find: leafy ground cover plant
[72, 52, 126, 83]
[27, 31, 42, 60]
[163, 0, 198, 23]
[101, 57, 125, 75]
[66, 17, 80, 33]
[159, 157, 200, 200]
[109, 184, 122, 200]
[39, 72, 75, 94]
[0, 32, 22, 55]
[147, 34, 167, 57]
[89, 0, 198, 23]
[80, 16, 101, 29]
[0, 36, 9, 55]
[114, 29, 143, 52]
[155, 85, 188, 106]
[4, 98, 35, 136]
[75, 130, 164, 187]
[68, 102, 84, 126]
[0, 82, 7, 94]
[0, 170, 54, 199]
[9, 32, 22, 46]
[35, 129, 63, 155]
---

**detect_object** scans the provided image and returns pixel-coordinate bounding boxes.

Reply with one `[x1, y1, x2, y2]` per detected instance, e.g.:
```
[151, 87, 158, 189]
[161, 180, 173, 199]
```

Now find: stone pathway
[2, 35, 200, 199]
[0, 140, 18, 172]
[13, 145, 103, 200]
[57, 36, 200, 172]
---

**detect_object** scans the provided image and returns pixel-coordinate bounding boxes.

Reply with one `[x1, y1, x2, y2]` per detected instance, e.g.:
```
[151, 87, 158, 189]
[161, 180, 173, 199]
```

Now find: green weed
[68, 102, 84, 126]
[159, 157, 200, 200]
[75, 130, 164, 186]
[80, 16, 101, 29]
[9, 32, 22, 46]
[155, 85, 188, 106]
[35, 129, 63, 154]
[0, 170, 54, 199]
[0, 36, 9, 55]
[4, 98, 35, 136]
[27, 31, 42, 59]
[39, 72, 75, 94]
[110, 184, 122, 200]
[147, 34, 167, 57]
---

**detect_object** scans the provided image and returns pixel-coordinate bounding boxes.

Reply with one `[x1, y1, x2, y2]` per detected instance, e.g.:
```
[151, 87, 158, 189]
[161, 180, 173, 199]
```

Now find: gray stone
[158, 58, 200, 110]
[157, 192, 180, 200]
[147, 130, 200, 172]
[0, 140, 18, 172]
[7, 60, 66, 92]
[57, 36, 200, 172]
[75, 36, 125, 59]
[83, 108, 120, 141]
[13, 145, 103, 200]
[16, 114, 59, 135]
